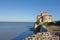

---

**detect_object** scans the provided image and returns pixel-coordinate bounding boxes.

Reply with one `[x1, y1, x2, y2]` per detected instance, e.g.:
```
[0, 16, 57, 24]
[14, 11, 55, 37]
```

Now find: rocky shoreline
[25, 32, 59, 40]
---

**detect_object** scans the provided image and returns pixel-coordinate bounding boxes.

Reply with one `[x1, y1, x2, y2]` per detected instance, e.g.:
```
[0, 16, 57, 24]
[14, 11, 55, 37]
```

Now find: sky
[0, 0, 60, 22]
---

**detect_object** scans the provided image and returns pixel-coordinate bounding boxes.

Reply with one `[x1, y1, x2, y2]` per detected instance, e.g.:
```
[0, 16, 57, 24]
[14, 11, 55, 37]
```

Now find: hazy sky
[0, 0, 60, 22]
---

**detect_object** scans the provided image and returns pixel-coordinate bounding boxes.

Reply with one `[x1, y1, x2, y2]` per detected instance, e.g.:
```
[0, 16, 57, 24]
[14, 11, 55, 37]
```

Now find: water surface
[0, 22, 34, 40]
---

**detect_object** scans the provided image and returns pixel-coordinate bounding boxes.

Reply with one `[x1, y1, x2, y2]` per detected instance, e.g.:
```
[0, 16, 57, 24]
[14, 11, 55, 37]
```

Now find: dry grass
[47, 26, 58, 31]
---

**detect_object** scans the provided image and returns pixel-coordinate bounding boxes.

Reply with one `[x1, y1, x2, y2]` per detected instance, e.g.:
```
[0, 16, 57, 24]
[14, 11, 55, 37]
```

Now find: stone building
[37, 12, 52, 22]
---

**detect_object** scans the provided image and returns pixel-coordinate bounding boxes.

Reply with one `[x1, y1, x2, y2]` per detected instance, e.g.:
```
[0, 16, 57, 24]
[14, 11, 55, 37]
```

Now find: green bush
[43, 22, 49, 26]
[55, 21, 60, 26]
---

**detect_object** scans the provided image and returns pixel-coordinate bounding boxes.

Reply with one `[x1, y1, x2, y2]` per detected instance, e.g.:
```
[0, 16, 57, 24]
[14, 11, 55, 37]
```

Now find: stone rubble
[25, 32, 59, 40]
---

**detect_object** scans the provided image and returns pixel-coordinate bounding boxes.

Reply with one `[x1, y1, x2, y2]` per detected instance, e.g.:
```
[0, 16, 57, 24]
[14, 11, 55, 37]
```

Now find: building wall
[37, 12, 52, 23]
[37, 15, 41, 19]
[37, 15, 42, 22]
[43, 16, 52, 22]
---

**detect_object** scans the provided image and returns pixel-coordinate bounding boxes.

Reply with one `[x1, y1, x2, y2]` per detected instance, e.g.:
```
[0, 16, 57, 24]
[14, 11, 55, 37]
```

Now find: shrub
[43, 22, 49, 26]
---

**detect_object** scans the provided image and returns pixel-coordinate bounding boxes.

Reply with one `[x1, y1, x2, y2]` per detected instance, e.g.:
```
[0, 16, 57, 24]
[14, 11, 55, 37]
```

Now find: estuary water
[0, 22, 34, 40]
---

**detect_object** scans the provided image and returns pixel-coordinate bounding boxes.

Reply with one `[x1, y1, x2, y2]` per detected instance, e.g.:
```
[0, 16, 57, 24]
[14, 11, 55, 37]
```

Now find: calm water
[0, 22, 34, 40]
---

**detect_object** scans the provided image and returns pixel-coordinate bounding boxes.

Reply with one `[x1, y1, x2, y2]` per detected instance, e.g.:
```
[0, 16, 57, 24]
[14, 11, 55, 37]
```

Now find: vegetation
[43, 22, 49, 26]
[54, 21, 60, 26]
[47, 26, 57, 31]
[43, 20, 60, 26]
[35, 20, 60, 33]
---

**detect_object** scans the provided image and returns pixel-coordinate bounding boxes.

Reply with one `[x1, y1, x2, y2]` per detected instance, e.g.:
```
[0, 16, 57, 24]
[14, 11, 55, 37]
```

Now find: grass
[47, 26, 57, 31]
